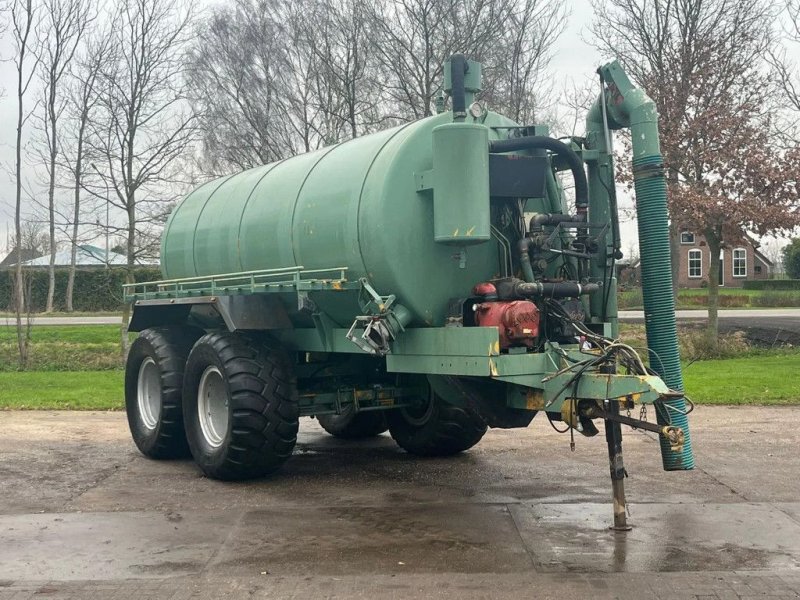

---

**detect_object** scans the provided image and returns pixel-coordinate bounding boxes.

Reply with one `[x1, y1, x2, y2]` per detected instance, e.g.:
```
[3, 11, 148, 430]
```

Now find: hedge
[0, 267, 162, 312]
[742, 279, 800, 291]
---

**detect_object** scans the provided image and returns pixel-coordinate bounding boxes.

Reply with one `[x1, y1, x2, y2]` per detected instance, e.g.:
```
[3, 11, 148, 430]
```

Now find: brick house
[674, 231, 773, 288]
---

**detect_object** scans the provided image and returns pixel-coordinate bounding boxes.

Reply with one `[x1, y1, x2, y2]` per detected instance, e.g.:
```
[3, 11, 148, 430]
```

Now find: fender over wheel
[125, 327, 202, 459]
[182, 332, 299, 480]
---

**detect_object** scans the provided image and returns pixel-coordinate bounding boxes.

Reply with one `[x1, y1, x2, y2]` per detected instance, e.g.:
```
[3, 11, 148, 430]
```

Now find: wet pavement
[1, 407, 799, 598]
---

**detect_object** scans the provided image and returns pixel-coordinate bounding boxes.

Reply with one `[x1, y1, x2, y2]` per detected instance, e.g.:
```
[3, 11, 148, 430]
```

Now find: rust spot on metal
[526, 389, 545, 410]
[331, 281, 342, 291]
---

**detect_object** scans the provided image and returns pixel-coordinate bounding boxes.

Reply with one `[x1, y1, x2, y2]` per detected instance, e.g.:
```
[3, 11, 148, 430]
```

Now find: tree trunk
[67, 115, 87, 313]
[14, 2, 32, 369]
[121, 199, 136, 360]
[705, 232, 721, 349]
[66, 248, 77, 312]
[46, 82, 58, 314]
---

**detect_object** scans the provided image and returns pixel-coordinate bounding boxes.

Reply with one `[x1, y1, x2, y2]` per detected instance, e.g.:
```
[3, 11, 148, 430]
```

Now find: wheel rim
[401, 386, 435, 426]
[137, 357, 161, 430]
[197, 366, 229, 448]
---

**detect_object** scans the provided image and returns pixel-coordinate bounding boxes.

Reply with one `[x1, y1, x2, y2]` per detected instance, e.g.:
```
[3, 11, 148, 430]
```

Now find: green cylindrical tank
[161, 111, 520, 327]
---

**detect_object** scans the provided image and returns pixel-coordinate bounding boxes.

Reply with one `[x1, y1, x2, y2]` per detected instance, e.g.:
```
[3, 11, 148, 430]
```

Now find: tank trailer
[124, 55, 694, 529]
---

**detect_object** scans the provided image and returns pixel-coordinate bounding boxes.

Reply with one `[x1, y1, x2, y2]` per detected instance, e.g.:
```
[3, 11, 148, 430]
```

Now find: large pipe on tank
[587, 61, 694, 472]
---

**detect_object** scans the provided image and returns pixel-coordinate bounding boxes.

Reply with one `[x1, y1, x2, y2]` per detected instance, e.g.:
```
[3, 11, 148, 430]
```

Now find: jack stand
[605, 398, 632, 531]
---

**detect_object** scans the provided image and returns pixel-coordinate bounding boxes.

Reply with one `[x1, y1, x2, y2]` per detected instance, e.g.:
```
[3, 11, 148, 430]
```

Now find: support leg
[604, 399, 631, 531]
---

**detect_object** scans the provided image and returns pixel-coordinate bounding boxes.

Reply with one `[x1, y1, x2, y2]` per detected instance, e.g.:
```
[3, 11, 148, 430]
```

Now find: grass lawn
[0, 325, 126, 371]
[0, 370, 123, 410]
[683, 353, 800, 404]
[0, 324, 797, 409]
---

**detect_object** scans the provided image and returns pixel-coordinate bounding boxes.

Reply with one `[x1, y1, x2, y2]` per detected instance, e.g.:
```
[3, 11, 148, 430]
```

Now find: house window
[688, 249, 702, 278]
[680, 232, 695, 244]
[755, 265, 762, 274]
[732, 248, 747, 277]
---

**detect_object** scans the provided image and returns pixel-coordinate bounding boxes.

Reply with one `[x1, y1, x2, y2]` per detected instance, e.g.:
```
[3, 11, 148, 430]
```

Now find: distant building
[0, 244, 157, 269]
[0, 247, 44, 269]
[674, 232, 773, 288]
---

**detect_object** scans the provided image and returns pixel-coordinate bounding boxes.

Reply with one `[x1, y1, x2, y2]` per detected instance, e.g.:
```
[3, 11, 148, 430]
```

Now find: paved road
[0, 315, 121, 326]
[1, 408, 799, 598]
[620, 308, 800, 320]
[5, 308, 800, 326]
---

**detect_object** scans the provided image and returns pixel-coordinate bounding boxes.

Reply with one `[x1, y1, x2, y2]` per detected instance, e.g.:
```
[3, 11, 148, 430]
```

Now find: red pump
[472, 283, 540, 349]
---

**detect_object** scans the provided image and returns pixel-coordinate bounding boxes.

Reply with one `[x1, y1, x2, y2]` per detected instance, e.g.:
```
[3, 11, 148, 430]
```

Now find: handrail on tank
[123, 266, 350, 301]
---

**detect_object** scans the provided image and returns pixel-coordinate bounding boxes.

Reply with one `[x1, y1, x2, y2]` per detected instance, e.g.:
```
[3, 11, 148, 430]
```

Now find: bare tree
[186, 0, 294, 172]
[483, 0, 567, 124]
[61, 29, 112, 311]
[33, 0, 93, 313]
[89, 0, 197, 351]
[364, 0, 501, 120]
[768, 0, 800, 142]
[306, 0, 382, 140]
[11, 0, 39, 368]
[591, 0, 784, 346]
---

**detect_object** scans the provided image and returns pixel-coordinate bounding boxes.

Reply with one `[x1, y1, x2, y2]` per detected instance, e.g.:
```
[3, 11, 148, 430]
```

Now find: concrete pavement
[1, 408, 799, 598]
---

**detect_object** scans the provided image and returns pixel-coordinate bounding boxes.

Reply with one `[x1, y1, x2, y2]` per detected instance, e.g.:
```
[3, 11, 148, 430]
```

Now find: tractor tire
[182, 332, 299, 480]
[387, 386, 487, 457]
[317, 408, 389, 439]
[125, 326, 202, 459]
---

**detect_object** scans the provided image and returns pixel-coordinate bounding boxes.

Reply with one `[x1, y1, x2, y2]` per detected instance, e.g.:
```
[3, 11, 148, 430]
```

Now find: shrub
[0, 267, 161, 312]
[751, 291, 800, 307]
[680, 329, 750, 361]
[617, 288, 643, 309]
[743, 279, 800, 290]
[783, 238, 800, 279]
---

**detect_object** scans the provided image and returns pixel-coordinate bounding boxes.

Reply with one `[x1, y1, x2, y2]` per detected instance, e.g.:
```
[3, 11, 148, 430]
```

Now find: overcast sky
[0, 0, 789, 262]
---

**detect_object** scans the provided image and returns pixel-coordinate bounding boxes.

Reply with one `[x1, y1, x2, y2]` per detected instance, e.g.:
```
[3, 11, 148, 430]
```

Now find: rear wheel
[183, 332, 299, 480]
[387, 382, 487, 456]
[125, 327, 201, 459]
[317, 408, 388, 439]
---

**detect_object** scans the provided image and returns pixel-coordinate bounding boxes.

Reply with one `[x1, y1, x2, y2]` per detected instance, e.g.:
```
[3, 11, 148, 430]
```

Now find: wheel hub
[197, 366, 229, 448]
[400, 386, 435, 426]
[137, 357, 161, 430]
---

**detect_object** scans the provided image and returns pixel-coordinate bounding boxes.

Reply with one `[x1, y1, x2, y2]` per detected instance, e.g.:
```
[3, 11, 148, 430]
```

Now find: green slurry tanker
[124, 54, 693, 528]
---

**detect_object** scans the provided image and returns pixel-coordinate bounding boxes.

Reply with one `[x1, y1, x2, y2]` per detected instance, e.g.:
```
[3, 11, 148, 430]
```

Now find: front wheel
[182, 332, 299, 480]
[387, 383, 487, 456]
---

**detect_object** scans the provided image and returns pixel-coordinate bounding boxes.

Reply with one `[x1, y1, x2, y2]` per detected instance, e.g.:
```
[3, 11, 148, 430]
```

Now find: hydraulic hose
[489, 136, 589, 217]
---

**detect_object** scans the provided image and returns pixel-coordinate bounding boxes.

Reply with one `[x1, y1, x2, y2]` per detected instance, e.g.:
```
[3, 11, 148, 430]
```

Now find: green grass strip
[683, 353, 800, 405]
[0, 370, 124, 410]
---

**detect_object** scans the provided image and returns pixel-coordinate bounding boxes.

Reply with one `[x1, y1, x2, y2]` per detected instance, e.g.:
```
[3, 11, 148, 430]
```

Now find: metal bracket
[346, 279, 408, 356]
